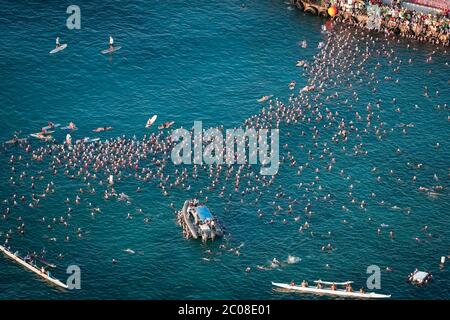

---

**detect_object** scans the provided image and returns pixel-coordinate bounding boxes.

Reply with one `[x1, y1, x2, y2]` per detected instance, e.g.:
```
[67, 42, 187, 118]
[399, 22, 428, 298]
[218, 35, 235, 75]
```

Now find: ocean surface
[0, 0, 449, 299]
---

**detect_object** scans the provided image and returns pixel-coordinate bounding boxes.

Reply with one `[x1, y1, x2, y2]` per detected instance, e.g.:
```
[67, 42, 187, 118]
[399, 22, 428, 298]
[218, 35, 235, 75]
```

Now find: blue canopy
[196, 206, 213, 221]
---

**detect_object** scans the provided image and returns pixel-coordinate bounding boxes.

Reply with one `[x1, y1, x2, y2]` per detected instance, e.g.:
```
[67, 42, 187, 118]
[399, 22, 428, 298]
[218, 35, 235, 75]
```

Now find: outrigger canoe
[0, 245, 68, 289]
[272, 282, 391, 299]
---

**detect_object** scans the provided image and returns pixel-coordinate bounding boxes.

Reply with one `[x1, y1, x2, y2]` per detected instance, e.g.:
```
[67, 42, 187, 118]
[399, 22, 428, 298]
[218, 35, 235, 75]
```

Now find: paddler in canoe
[345, 283, 353, 292]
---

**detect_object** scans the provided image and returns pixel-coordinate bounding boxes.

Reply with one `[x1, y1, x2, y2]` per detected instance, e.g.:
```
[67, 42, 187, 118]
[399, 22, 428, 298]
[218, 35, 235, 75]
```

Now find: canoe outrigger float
[272, 281, 391, 299]
[177, 200, 224, 242]
[0, 245, 68, 289]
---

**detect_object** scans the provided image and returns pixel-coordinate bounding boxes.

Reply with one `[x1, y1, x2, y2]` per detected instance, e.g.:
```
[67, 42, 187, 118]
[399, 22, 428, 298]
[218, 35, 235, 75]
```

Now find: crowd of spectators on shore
[320, 0, 449, 45]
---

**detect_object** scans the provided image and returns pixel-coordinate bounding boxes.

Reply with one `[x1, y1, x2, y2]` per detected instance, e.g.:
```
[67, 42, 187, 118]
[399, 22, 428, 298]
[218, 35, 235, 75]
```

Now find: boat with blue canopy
[177, 199, 224, 242]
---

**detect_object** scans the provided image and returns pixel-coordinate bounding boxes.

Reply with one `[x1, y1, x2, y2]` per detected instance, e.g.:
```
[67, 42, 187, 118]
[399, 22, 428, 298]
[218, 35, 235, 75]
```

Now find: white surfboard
[32, 130, 54, 135]
[145, 115, 157, 128]
[101, 46, 122, 54]
[49, 44, 67, 54]
[76, 137, 100, 144]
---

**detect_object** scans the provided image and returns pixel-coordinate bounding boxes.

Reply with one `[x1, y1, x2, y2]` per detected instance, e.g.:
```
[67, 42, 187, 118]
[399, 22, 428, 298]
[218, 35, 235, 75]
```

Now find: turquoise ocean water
[0, 0, 449, 299]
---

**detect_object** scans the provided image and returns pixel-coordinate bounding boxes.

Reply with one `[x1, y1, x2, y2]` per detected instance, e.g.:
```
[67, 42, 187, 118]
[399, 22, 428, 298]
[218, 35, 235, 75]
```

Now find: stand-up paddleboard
[5, 138, 27, 145]
[76, 137, 100, 144]
[158, 121, 175, 130]
[101, 46, 122, 54]
[145, 115, 157, 128]
[32, 130, 54, 135]
[29, 133, 53, 141]
[49, 44, 67, 54]
[42, 123, 60, 130]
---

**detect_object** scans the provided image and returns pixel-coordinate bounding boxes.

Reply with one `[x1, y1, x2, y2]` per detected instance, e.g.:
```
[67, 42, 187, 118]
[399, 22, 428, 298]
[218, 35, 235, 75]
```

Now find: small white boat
[272, 282, 391, 299]
[0, 245, 68, 289]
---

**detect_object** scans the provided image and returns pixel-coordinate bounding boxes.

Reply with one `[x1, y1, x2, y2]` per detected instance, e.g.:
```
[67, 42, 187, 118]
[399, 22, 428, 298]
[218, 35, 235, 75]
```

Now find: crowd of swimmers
[1, 11, 446, 279]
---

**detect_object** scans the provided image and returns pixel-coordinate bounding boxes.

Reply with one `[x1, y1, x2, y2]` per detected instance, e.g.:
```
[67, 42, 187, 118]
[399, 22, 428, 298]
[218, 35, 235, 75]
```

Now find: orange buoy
[328, 6, 338, 17]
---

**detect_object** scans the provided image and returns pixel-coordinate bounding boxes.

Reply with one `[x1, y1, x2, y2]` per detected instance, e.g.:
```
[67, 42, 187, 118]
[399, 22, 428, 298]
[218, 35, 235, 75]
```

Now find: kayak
[101, 46, 122, 54]
[145, 115, 157, 128]
[49, 44, 67, 54]
[272, 282, 391, 299]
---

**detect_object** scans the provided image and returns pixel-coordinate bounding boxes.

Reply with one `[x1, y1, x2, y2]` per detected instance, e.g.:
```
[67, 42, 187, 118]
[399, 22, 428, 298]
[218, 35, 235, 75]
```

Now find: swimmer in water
[93, 126, 112, 132]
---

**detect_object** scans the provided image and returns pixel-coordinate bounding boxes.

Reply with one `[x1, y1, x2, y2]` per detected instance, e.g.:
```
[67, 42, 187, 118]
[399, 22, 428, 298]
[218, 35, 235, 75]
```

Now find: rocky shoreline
[290, 0, 449, 46]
